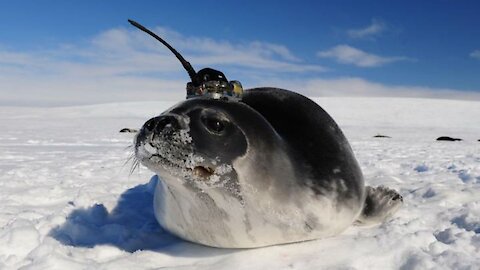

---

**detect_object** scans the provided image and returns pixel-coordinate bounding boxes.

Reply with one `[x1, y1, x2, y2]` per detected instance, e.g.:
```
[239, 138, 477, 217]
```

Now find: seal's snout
[144, 114, 181, 134]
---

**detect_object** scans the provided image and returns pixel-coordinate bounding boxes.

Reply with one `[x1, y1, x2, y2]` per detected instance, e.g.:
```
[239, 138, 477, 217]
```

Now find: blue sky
[1, 1, 480, 106]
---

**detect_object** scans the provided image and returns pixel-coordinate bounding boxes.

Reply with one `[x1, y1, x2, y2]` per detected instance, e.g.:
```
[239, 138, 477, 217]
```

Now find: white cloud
[257, 77, 480, 101]
[0, 25, 325, 106]
[347, 19, 386, 39]
[0, 24, 478, 107]
[470, 50, 480, 59]
[89, 27, 323, 72]
[317, 45, 412, 67]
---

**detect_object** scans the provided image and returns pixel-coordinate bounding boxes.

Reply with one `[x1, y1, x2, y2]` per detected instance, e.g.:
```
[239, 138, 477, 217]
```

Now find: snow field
[0, 97, 479, 269]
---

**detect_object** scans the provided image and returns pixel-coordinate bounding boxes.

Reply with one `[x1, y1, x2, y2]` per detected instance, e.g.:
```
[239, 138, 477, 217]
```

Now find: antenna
[128, 19, 199, 86]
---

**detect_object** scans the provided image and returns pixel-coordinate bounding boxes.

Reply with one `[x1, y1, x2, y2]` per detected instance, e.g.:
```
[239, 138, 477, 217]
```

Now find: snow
[1, 97, 479, 269]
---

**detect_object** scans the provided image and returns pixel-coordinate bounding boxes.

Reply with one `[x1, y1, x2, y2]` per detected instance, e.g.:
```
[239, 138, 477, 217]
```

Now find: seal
[134, 88, 403, 248]
[129, 20, 403, 248]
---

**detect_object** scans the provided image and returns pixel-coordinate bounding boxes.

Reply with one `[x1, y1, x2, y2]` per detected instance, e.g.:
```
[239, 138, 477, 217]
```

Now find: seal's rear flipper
[355, 185, 403, 226]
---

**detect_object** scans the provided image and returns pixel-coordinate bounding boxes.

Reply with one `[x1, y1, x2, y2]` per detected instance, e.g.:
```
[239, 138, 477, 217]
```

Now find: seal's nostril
[143, 115, 180, 134]
[144, 117, 157, 132]
[392, 194, 402, 201]
[155, 117, 171, 133]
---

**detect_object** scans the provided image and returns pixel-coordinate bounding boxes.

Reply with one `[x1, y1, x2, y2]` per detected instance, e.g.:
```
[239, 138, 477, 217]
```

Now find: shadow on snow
[49, 176, 234, 257]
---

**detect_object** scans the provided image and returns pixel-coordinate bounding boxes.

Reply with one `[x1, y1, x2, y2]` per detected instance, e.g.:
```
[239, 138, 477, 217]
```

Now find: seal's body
[134, 88, 402, 248]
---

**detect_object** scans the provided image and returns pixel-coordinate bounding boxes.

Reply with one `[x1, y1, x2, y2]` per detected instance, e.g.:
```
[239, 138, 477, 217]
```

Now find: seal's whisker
[129, 157, 140, 175]
[122, 144, 141, 175]
[127, 152, 141, 175]
[122, 145, 135, 165]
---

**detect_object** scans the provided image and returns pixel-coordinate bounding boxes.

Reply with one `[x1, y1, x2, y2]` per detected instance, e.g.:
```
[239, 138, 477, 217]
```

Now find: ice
[0, 97, 479, 269]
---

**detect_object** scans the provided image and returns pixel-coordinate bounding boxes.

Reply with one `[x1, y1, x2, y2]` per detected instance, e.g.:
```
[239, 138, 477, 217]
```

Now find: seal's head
[134, 98, 272, 201]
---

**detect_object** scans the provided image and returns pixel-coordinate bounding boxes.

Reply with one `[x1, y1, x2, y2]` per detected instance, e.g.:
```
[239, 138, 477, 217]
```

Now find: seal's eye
[201, 116, 226, 134]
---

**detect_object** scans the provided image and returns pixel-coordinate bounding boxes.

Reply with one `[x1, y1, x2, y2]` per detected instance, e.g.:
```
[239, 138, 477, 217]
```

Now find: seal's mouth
[193, 166, 215, 179]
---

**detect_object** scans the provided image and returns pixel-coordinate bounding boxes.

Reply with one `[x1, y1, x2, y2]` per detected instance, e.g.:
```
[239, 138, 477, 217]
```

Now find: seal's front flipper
[355, 185, 403, 226]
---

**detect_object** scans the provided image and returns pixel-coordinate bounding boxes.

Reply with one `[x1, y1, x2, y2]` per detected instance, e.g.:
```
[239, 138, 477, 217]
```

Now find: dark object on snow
[373, 135, 391, 138]
[436, 136, 462, 141]
[119, 128, 138, 133]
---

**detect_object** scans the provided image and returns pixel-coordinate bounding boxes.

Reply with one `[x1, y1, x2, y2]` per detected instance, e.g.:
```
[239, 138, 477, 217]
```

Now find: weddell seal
[129, 20, 403, 248]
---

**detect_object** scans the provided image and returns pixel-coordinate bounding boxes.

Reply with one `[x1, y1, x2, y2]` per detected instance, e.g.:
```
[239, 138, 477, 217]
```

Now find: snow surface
[1, 97, 479, 269]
